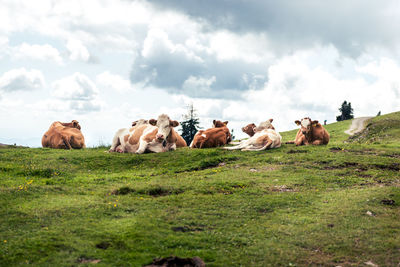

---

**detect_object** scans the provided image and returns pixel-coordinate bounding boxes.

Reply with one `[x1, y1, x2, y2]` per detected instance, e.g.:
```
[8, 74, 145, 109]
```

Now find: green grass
[349, 111, 400, 146]
[1, 114, 399, 266]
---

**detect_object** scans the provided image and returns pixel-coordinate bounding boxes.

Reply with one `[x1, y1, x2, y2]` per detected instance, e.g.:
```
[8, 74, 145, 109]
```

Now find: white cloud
[52, 72, 98, 100]
[52, 72, 102, 112]
[66, 39, 90, 62]
[13, 43, 63, 64]
[182, 75, 216, 95]
[0, 68, 45, 93]
[95, 71, 132, 92]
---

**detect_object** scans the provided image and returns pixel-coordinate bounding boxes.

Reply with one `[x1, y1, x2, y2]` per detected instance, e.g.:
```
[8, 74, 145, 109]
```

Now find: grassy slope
[0, 115, 399, 266]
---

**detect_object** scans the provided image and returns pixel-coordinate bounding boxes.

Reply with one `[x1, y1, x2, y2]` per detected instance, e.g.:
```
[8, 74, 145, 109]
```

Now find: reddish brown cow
[42, 120, 86, 149]
[286, 117, 330, 146]
[190, 120, 231, 148]
[176, 135, 187, 148]
[242, 123, 257, 137]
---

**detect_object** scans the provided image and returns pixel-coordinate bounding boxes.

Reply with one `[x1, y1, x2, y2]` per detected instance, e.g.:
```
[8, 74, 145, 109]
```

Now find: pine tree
[180, 104, 200, 145]
[336, 101, 354, 121]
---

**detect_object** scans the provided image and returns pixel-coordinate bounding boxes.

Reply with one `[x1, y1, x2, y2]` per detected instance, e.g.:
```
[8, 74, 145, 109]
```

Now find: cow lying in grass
[110, 118, 187, 152]
[224, 119, 281, 151]
[190, 120, 231, 148]
[242, 120, 277, 137]
[42, 120, 86, 149]
[242, 123, 257, 137]
[286, 117, 330, 146]
[109, 114, 180, 154]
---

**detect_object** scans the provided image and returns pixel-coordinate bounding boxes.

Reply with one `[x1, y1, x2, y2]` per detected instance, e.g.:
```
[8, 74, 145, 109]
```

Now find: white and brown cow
[241, 119, 276, 137]
[223, 119, 281, 151]
[109, 114, 180, 154]
[109, 119, 149, 153]
[286, 117, 330, 146]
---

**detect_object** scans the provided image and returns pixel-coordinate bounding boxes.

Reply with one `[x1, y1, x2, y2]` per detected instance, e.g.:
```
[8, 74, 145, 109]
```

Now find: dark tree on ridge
[336, 101, 354, 121]
[180, 104, 200, 145]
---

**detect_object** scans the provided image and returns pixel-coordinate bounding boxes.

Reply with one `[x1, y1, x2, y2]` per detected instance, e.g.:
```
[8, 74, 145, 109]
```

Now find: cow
[109, 114, 180, 154]
[190, 120, 231, 149]
[223, 119, 281, 151]
[242, 123, 257, 137]
[286, 117, 330, 146]
[176, 134, 188, 148]
[109, 119, 149, 153]
[42, 120, 86, 149]
[241, 119, 276, 137]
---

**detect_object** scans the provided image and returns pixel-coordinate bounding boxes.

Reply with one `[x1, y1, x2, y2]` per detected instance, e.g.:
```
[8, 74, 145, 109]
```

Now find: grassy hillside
[0, 115, 399, 266]
[349, 111, 400, 146]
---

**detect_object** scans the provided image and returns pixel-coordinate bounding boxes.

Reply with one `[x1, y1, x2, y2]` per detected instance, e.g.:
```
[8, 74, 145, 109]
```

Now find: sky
[1, 0, 400, 147]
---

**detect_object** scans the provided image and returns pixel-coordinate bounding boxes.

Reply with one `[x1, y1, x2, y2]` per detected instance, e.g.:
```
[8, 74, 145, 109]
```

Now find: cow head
[149, 114, 179, 142]
[242, 123, 257, 137]
[213, 120, 228, 128]
[132, 119, 148, 127]
[295, 117, 319, 135]
[257, 118, 275, 131]
[71, 120, 81, 130]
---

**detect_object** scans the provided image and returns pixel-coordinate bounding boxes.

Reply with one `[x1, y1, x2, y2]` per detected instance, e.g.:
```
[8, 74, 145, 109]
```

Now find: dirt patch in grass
[271, 185, 295, 192]
[330, 147, 348, 152]
[77, 257, 101, 264]
[171, 225, 205, 232]
[95, 241, 111, 250]
[372, 163, 400, 171]
[111, 186, 135, 195]
[143, 256, 205, 267]
[381, 199, 396, 206]
[139, 186, 184, 197]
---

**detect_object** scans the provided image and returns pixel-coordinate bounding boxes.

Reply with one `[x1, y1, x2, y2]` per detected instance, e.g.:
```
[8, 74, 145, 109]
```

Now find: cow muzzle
[156, 134, 165, 141]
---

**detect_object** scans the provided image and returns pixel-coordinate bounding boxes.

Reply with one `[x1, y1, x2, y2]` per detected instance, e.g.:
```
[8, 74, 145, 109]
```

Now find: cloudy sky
[1, 0, 400, 147]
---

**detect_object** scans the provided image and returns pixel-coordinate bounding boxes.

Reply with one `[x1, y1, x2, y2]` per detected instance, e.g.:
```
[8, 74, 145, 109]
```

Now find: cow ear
[223, 121, 228, 125]
[149, 119, 157, 126]
[132, 121, 137, 127]
[269, 118, 273, 123]
[312, 120, 319, 126]
[170, 120, 179, 127]
[213, 120, 216, 126]
[295, 120, 301, 125]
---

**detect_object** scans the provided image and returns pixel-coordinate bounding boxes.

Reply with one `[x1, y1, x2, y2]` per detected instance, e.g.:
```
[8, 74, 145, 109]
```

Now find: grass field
[1, 113, 399, 266]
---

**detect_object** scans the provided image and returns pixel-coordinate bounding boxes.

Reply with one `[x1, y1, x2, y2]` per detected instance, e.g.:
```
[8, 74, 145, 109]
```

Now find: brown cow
[42, 120, 86, 149]
[176, 134, 187, 148]
[190, 120, 231, 148]
[286, 117, 330, 146]
[242, 123, 257, 137]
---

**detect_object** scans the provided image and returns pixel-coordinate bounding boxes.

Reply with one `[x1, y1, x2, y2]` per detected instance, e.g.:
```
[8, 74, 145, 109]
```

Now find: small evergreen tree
[336, 101, 354, 121]
[230, 129, 235, 141]
[180, 104, 200, 145]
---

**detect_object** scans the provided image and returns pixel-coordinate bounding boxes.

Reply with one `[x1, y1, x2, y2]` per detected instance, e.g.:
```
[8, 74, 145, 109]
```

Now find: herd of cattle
[41, 114, 330, 153]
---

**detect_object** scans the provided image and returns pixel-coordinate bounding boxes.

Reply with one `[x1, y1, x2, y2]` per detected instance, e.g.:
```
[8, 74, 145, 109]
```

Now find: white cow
[223, 119, 282, 151]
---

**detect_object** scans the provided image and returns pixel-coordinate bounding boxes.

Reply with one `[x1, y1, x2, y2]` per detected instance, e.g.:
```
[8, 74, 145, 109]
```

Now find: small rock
[218, 162, 226, 167]
[249, 168, 258, 172]
[364, 260, 378, 267]
[366, 211, 374, 216]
